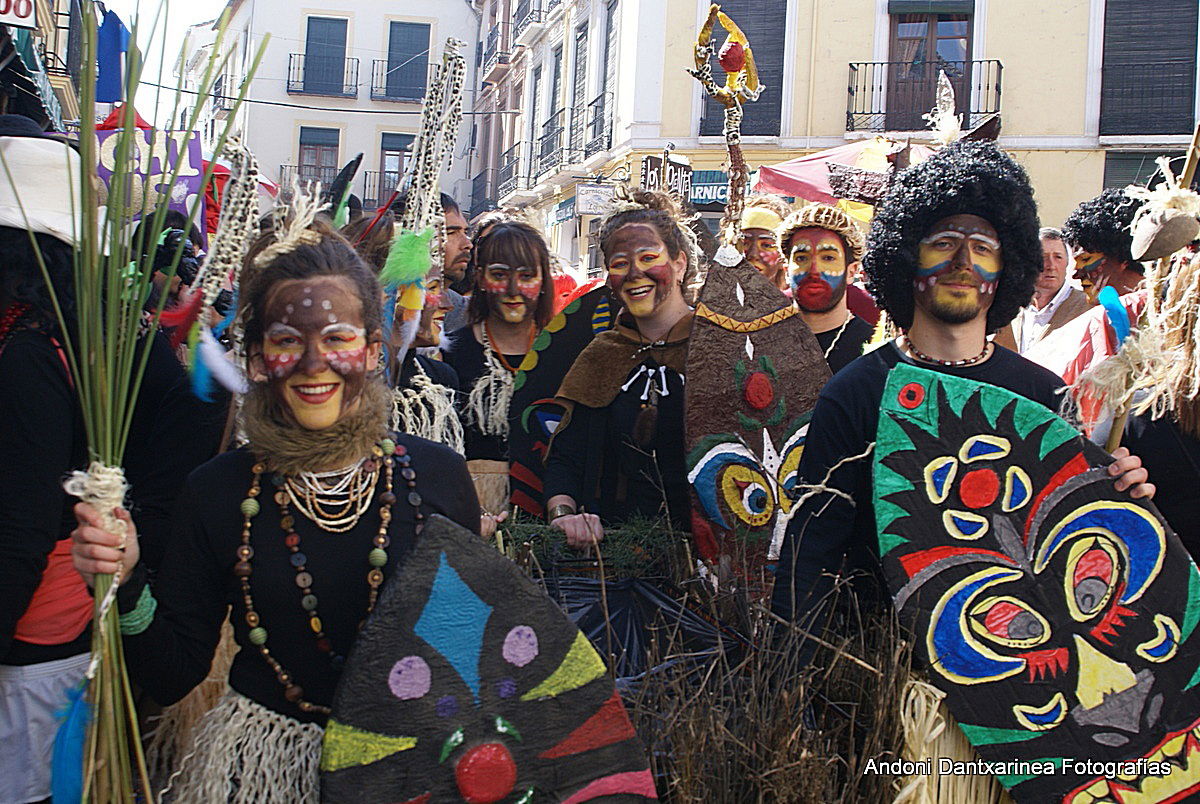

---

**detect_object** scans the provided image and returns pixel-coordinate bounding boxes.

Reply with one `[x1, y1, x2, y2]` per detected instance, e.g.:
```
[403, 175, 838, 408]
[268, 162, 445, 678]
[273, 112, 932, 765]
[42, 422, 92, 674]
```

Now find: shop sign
[0, 0, 36, 29]
[576, 182, 615, 215]
[641, 155, 692, 200]
[554, 195, 576, 224]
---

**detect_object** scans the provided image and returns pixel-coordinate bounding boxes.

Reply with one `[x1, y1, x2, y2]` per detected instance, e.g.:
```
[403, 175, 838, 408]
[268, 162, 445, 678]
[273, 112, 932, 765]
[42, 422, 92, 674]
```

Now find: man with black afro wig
[863, 139, 1042, 335]
[1062, 187, 1144, 303]
[772, 139, 1156, 632]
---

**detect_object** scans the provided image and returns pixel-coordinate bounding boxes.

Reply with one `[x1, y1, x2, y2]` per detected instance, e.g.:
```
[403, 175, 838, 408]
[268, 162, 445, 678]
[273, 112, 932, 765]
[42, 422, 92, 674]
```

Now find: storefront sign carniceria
[575, 182, 616, 215]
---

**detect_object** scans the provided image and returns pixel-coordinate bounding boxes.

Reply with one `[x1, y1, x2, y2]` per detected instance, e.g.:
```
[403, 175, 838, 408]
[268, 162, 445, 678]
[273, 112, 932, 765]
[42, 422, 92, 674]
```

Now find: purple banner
[95, 128, 207, 245]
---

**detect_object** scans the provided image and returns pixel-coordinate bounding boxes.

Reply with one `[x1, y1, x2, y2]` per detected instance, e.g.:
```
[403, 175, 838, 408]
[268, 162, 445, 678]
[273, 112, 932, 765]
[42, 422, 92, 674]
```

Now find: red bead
[285, 532, 300, 547]
[394, 444, 407, 456]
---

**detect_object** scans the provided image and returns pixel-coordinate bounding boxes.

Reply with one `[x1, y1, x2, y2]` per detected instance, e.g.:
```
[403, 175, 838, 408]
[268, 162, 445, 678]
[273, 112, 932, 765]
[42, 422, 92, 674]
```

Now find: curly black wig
[863, 140, 1041, 333]
[0, 226, 75, 337]
[1061, 188, 1140, 266]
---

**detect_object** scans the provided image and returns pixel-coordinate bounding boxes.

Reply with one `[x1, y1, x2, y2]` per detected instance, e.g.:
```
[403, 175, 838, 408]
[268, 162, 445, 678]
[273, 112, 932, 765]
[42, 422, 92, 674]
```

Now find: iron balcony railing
[497, 141, 528, 198]
[211, 74, 233, 111]
[584, 93, 613, 158]
[280, 165, 340, 193]
[482, 24, 511, 78]
[470, 169, 497, 218]
[846, 58, 1001, 132]
[537, 109, 566, 176]
[360, 170, 402, 210]
[288, 53, 359, 97]
[545, 0, 563, 14]
[1100, 61, 1198, 136]
[513, 0, 543, 42]
[371, 60, 438, 102]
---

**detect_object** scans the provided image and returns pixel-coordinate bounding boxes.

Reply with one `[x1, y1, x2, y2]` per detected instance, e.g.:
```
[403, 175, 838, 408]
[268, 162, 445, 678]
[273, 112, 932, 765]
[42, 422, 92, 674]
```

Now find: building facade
[468, 0, 1200, 272]
[0, 0, 88, 131]
[184, 0, 479, 209]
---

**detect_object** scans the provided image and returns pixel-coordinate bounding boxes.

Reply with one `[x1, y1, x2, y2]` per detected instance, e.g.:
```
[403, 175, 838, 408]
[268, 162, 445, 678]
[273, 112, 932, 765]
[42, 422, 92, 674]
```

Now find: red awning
[95, 104, 153, 130]
[755, 138, 933, 204]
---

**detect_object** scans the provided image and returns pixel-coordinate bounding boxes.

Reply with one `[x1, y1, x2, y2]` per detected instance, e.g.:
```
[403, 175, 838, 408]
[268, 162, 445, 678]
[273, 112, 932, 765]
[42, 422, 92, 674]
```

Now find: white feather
[199, 327, 249, 394]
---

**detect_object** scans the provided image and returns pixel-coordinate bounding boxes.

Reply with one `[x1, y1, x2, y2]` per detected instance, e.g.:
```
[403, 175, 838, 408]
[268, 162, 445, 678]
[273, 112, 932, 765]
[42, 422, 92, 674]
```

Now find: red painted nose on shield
[455, 742, 517, 803]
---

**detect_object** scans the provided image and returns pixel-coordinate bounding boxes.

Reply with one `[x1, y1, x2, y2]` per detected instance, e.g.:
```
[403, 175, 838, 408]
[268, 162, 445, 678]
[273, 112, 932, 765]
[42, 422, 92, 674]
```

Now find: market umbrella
[754, 136, 933, 222]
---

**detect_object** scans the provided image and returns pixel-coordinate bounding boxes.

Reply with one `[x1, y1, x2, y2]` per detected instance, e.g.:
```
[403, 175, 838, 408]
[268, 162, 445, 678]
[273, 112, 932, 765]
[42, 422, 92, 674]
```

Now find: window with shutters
[298, 127, 339, 185]
[1103, 151, 1198, 190]
[1100, 0, 1198, 135]
[386, 22, 431, 101]
[529, 65, 542, 144]
[304, 17, 348, 96]
[700, 0, 785, 136]
[570, 24, 589, 155]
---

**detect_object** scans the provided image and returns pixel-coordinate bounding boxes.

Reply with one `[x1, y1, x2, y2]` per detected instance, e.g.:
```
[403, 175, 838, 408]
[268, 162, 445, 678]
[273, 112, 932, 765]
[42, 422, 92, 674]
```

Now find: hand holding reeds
[550, 511, 605, 550]
[71, 503, 142, 587]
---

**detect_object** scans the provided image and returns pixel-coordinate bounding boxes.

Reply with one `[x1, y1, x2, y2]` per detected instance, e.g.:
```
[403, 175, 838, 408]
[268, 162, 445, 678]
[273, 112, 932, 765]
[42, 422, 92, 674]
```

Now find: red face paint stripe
[1023, 452, 1090, 543]
[899, 545, 1017, 578]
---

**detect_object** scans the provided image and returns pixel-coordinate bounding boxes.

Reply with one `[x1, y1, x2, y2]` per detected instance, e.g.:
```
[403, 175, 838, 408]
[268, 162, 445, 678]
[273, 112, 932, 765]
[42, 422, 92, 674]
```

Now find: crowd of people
[3, 105, 1200, 801]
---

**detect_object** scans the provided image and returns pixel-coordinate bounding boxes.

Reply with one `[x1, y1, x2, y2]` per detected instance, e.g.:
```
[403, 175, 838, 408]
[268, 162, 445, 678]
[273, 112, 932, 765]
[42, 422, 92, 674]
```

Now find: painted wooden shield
[874, 363, 1200, 803]
[685, 258, 829, 573]
[508, 282, 614, 517]
[320, 514, 655, 803]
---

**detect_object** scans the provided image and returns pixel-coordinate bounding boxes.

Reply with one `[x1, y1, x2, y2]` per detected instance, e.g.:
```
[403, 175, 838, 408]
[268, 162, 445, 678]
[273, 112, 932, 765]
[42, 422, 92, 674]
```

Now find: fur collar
[242, 379, 391, 475]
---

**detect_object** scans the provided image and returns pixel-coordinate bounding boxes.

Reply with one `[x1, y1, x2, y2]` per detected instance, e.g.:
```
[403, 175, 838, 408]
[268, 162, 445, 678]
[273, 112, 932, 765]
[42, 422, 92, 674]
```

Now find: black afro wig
[1061, 187, 1140, 265]
[863, 140, 1041, 333]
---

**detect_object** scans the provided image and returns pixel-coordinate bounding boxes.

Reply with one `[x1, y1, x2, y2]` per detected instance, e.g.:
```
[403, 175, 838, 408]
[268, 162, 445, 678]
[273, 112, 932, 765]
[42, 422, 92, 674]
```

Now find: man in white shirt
[993, 227, 1091, 353]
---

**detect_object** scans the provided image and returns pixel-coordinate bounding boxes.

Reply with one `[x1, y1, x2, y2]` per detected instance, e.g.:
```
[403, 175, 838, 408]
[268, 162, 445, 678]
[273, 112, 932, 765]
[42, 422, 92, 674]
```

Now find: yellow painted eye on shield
[719, 464, 775, 528]
[969, 595, 1051, 649]
[776, 443, 804, 515]
[1064, 537, 1120, 622]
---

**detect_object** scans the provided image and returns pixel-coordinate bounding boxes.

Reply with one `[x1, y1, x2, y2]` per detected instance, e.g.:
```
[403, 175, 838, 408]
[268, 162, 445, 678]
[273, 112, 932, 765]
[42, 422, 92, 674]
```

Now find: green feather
[380, 228, 435, 286]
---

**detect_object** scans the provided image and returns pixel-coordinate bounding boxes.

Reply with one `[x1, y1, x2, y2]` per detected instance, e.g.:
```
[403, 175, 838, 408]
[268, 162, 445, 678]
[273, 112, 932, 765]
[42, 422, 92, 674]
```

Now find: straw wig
[863, 140, 1041, 333]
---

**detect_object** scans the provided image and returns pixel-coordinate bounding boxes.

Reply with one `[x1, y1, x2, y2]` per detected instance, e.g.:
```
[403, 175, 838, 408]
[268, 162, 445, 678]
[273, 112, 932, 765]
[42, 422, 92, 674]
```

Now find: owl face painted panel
[685, 258, 829, 581]
[873, 364, 1200, 803]
[320, 514, 655, 803]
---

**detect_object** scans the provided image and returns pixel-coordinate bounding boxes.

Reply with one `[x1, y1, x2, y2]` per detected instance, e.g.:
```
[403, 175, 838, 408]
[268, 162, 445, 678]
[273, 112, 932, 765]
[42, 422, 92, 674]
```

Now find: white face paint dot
[302, 298, 313, 307]
[285, 304, 294, 314]
[328, 313, 338, 323]
[321, 299, 332, 310]
[303, 287, 312, 294]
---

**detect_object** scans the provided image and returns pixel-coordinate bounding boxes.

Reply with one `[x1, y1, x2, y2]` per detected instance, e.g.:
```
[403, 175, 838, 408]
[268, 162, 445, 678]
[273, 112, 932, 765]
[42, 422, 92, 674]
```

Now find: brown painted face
[604, 223, 684, 319]
[480, 262, 543, 324]
[1072, 250, 1137, 303]
[414, 267, 453, 348]
[787, 227, 850, 313]
[737, 227, 783, 286]
[914, 214, 1003, 325]
[256, 277, 381, 430]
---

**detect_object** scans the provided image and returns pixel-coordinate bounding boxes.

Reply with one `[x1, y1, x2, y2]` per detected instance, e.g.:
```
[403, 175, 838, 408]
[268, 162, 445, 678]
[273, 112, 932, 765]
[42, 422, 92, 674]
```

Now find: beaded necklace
[902, 334, 990, 368]
[482, 319, 534, 373]
[237, 437, 424, 714]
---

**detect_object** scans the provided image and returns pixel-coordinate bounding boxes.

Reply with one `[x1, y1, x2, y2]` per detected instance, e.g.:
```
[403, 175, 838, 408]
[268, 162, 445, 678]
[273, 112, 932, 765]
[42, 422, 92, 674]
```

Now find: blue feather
[1099, 285, 1131, 345]
[51, 679, 91, 804]
[381, 285, 398, 370]
[191, 337, 214, 401]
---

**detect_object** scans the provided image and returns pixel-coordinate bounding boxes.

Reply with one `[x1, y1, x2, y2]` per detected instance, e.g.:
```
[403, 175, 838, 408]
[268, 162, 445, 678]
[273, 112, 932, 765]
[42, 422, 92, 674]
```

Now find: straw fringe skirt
[158, 690, 324, 803]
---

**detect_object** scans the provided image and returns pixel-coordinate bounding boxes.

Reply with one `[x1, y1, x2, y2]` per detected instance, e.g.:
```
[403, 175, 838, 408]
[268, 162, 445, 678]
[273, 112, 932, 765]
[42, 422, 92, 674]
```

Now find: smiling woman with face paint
[441, 220, 555, 515]
[69, 218, 481, 801]
[543, 188, 700, 549]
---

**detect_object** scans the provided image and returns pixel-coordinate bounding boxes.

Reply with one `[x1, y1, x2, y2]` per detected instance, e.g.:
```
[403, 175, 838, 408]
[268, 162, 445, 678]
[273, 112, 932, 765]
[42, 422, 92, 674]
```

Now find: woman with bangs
[441, 220, 556, 518]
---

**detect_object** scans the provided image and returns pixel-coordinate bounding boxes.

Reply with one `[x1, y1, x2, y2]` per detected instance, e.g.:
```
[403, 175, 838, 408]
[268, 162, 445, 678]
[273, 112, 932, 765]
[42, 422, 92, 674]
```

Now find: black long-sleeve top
[770, 342, 1064, 624]
[542, 360, 690, 531]
[1124, 412, 1200, 561]
[441, 325, 523, 461]
[0, 327, 225, 665]
[117, 437, 481, 725]
[0, 329, 90, 664]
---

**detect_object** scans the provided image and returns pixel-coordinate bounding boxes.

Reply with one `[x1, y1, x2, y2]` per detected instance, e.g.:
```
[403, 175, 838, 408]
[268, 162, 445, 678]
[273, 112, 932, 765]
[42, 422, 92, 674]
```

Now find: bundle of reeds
[0, 5, 265, 799]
